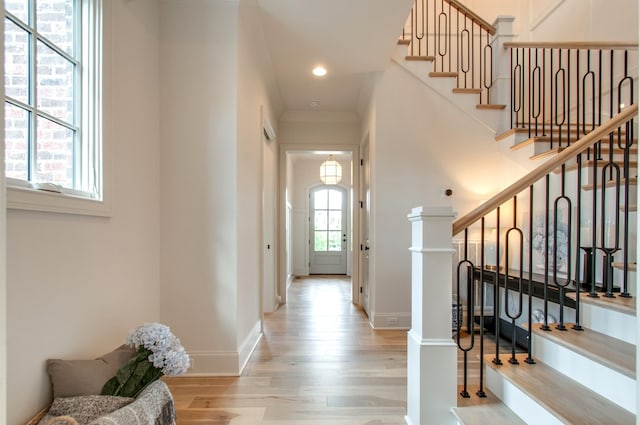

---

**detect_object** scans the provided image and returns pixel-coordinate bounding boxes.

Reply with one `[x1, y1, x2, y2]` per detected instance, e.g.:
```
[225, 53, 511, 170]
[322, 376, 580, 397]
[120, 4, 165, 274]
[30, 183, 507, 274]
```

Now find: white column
[405, 206, 457, 425]
[491, 16, 516, 135]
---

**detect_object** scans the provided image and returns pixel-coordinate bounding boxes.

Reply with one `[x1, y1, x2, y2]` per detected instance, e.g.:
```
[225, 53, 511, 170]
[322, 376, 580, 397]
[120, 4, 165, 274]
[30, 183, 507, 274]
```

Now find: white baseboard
[186, 350, 240, 376]
[186, 321, 263, 376]
[370, 312, 411, 329]
[238, 321, 263, 374]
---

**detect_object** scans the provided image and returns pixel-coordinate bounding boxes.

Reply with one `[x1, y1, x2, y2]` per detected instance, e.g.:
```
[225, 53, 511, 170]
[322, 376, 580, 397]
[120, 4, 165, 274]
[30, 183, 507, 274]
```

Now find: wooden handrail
[446, 0, 496, 35]
[504, 41, 638, 50]
[452, 104, 638, 235]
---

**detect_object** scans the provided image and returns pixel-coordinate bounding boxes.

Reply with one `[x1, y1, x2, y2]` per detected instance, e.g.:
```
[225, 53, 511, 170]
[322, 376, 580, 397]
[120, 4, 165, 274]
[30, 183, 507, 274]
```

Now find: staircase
[400, 1, 639, 424]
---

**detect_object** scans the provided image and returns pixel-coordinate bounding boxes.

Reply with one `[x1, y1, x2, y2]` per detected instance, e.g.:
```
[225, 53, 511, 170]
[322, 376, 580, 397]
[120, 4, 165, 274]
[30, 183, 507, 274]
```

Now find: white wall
[364, 62, 523, 329]
[279, 114, 361, 147]
[159, 0, 280, 375]
[159, 0, 240, 374]
[7, 1, 161, 423]
[458, 0, 638, 42]
[237, 0, 281, 361]
[0, 14, 6, 425]
[522, 0, 638, 42]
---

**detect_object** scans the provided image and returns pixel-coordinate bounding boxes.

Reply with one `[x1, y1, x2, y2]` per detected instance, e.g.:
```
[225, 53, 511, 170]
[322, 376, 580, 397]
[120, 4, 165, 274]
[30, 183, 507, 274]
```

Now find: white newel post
[491, 15, 516, 135]
[405, 206, 457, 425]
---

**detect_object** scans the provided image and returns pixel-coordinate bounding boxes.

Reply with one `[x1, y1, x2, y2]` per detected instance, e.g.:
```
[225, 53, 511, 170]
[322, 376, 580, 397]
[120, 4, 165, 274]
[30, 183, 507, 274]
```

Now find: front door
[309, 186, 347, 274]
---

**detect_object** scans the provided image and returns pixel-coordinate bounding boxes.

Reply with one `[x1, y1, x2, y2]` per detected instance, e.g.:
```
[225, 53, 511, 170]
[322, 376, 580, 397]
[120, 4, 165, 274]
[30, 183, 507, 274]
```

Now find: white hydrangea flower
[126, 322, 190, 376]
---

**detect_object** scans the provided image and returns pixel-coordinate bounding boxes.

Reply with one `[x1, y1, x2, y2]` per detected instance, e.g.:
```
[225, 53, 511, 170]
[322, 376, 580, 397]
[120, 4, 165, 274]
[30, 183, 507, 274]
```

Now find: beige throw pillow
[46, 345, 136, 399]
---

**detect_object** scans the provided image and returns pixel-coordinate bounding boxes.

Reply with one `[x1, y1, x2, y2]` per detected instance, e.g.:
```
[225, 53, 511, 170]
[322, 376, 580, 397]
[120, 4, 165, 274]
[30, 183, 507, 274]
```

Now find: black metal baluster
[414, 0, 424, 56]
[542, 175, 551, 331]
[554, 49, 566, 148]
[457, 229, 475, 398]
[437, 0, 448, 71]
[409, 4, 414, 56]
[477, 218, 488, 397]
[461, 23, 470, 88]
[448, 0, 452, 74]
[550, 49, 555, 150]
[493, 207, 503, 365]
[600, 160, 621, 298]
[528, 48, 532, 138]
[553, 165, 572, 331]
[521, 48, 526, 130]
[588, 140, 600, 298]
[511, 48, 515, 129]
[532, 49, 541, 137]
[483, 31, 492, 105]
[617, 53, 634, 297]
[543, 48, 547, 138]
[505, 197, 524, 364]
[433, 0, 436, 68]
[513, 49, 523, 128]
[583, 51, 596, 137]
[567, 50, 571, 145]
[471, 21, 475, 92]
[525, 186, 536, 363]
[573, 153, 584, 331]
[456, 9, 460, 87]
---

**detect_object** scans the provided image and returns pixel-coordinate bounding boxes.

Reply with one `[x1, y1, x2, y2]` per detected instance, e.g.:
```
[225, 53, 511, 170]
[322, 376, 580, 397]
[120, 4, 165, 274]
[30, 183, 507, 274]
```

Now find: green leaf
[101, 347, 156, 397]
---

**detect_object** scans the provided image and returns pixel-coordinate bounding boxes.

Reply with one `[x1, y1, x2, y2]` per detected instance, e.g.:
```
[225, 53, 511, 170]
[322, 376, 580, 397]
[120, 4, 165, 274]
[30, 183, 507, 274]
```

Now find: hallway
[166, 276, 408, 424]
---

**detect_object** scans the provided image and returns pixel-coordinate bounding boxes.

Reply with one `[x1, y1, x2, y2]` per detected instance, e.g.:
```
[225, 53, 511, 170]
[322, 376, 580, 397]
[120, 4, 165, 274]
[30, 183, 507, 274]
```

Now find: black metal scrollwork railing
[508, 42, 637, 150]
[402, 0, 496, 104]
[452, 105, 637, 399]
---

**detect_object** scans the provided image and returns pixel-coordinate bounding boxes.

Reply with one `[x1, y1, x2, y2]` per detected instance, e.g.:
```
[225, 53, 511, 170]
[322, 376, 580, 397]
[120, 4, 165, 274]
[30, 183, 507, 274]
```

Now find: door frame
[261, 119, 277, 313]
[277, 143, 360, 306]
[359, 135, 370, 314]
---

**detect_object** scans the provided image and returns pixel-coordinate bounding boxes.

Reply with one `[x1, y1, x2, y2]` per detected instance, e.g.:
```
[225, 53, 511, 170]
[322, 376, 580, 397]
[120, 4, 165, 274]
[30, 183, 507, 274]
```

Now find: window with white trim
[4, 0, 103, 202]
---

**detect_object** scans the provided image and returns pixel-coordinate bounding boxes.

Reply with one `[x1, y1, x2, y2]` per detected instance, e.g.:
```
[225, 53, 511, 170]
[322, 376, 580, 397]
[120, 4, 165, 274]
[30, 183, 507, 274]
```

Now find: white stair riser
[580, 303, 636, 344]
[532, 334, 636, 413]
[486, 365, 564, 425]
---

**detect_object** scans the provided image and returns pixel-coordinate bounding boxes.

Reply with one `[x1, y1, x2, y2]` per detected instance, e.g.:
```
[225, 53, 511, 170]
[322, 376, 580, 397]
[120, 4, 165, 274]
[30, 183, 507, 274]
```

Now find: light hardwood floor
[164, 276, 499, 424]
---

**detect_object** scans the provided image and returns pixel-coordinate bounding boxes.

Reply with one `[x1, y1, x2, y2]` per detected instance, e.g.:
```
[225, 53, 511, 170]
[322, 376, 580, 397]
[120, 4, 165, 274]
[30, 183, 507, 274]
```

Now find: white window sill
[7, 181, 112, 217]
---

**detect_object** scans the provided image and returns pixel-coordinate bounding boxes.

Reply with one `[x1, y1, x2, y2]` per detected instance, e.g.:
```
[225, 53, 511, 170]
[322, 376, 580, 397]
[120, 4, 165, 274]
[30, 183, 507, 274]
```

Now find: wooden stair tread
[476, 104, 506, 110]
[406, 55, 435, 61]
[527, 323, 635, 378]
[429, 71, 458, 77]
[453, 389, 525, 425]
[613, 262, 637, 271]
[486, 354, 635, 425]
[510, 126, 630, 136]
[555, 160, 637, 173]
[453, 88, 482, 94]
[529, 147, 562, 160]
[397, 39, 411, 45]
[532, 146, 637, 160]
[583, 177, 637, 190]
[566, 292, 636, 316]
[499, 127, 632, 143]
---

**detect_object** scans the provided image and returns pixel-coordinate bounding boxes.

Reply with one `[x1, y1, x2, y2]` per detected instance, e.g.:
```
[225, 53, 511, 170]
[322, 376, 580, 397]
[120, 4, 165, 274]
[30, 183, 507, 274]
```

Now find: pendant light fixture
[319, 154, 342, 185]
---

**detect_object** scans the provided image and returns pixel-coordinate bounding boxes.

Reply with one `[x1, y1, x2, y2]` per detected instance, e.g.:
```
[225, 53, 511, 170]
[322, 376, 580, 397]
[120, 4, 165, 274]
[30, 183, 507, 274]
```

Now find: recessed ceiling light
[310, 100, 320, 108]
[312, 66, 327, 77]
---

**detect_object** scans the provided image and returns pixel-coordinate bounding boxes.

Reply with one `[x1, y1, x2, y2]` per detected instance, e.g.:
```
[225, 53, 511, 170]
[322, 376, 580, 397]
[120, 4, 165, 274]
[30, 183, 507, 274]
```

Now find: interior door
[309, 186, 347, 274]
[360, 140, 370, 314]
